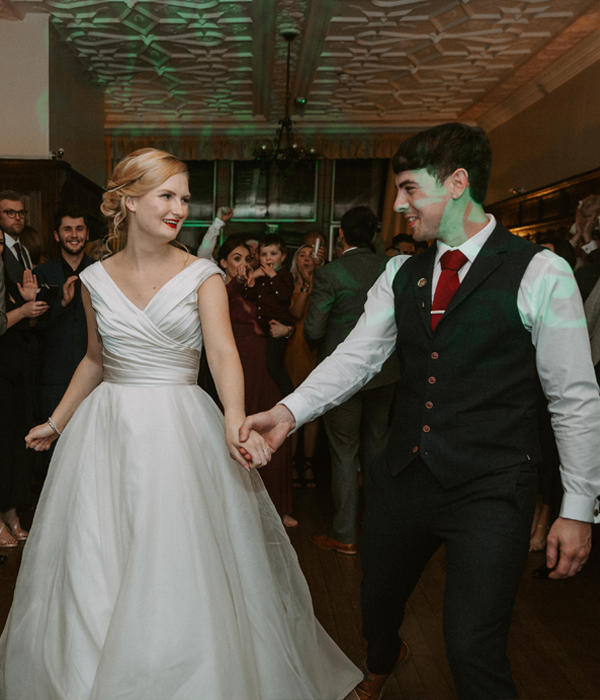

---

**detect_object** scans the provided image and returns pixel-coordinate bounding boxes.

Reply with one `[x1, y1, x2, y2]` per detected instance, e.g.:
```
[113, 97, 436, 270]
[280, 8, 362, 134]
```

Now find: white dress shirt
[281, 215, 600, 523]
[196, 217, 225, 263]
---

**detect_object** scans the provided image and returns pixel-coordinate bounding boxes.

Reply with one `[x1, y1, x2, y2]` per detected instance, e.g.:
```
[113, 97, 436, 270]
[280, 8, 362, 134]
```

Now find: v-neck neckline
[99, 259, 202, 313]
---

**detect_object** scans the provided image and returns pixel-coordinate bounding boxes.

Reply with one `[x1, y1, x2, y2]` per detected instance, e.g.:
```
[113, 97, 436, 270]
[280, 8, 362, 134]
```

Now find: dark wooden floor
[2, 470, 600, 699]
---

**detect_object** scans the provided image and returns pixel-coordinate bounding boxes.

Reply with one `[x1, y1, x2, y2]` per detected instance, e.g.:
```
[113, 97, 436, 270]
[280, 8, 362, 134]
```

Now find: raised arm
[197, 207, 233, 261]
[197, 274, 270, 469]
[25, 285, 103, 450]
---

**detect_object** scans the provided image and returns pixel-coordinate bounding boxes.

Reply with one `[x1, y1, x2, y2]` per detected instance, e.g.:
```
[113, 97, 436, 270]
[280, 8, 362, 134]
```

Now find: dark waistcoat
[383, 224, 542, 488]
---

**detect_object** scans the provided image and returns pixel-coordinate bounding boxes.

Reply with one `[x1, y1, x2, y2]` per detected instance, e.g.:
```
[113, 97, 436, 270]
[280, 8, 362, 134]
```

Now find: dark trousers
[322, 383, 395, 544]
[265, 335, 294, 398]
[361, 457, 537, 700]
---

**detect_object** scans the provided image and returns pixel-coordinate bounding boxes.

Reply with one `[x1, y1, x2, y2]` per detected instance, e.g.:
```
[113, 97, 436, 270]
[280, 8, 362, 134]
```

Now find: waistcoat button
[412, 446, 419, 453]
[431, 352, 439, 359]
[426, 401, 433, 409]
[428, 376, 436, 384]
[423, 425, 430, 433]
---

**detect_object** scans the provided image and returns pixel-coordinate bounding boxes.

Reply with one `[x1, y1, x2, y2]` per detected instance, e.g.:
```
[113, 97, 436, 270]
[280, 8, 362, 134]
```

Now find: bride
[0, 149, 361, 700]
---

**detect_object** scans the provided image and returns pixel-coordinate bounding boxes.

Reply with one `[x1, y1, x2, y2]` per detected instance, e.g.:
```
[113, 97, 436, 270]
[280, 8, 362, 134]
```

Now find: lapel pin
[418, 277, 428, 288]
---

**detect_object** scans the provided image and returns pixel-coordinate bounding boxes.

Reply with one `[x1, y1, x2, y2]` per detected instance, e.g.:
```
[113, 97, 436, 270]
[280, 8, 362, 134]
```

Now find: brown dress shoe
[355, 642, 411, 700]
[309, 534, 358, 555]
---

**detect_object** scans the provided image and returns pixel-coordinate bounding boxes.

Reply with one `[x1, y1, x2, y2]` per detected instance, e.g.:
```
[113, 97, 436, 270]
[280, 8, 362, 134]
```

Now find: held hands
[226, 418, 272, 471]
[25, 422, 59, 451]
[62, 275, 79, 307]
[17, 269, 39, 302]
[546, 517, 592, 579]
[239, 404, 296, 454]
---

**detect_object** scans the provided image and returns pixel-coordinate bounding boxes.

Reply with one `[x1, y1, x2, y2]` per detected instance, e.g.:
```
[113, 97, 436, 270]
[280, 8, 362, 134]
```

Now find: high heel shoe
[0, 525, 19, 548]
[7, 522, 28, 541]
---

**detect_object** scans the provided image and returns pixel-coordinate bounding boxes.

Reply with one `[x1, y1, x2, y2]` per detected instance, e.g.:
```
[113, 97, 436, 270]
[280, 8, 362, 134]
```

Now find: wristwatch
[300, 286, 309, 293]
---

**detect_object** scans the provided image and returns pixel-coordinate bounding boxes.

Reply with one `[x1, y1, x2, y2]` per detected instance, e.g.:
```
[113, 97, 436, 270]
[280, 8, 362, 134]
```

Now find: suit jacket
[304, 247, 400, 390]
[2, 241, 26, 286]
[0, 259, 6, 336]
[33, 255, 94, 387]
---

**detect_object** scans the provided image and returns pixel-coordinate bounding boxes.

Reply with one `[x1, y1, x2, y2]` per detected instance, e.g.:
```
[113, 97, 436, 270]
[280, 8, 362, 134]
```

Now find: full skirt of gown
[0, 259, 361, 700]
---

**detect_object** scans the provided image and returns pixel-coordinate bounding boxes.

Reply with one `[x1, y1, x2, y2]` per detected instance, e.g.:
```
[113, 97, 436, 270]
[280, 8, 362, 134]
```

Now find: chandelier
[253, 29, 318, 174]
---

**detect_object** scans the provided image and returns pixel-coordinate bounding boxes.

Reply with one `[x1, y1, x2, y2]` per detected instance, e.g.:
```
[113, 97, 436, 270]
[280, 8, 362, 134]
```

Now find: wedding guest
[284, 244, 319, 487]
[0, 190, 33, 284]
[218, 235, 296, 527]
[34, 208, 95, 422]
[253, 234, 295, 397]
[0, 237, 48, 547]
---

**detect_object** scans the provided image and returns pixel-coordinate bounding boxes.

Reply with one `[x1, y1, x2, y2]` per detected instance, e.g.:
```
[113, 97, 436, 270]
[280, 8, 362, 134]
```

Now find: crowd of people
[0, 122, 599, 700]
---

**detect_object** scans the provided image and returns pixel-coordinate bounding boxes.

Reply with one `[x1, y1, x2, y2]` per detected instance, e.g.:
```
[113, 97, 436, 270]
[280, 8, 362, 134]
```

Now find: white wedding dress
[0, 259, 361, 700]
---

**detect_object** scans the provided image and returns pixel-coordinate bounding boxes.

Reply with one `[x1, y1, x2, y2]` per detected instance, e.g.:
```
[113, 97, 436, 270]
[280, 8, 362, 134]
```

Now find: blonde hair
[101, 148, 188, 252]
[290, 244, 314, 284]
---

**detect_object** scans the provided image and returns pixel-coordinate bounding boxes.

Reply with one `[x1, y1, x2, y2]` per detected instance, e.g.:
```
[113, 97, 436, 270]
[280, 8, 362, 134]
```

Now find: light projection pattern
[9, 0, 595, 130]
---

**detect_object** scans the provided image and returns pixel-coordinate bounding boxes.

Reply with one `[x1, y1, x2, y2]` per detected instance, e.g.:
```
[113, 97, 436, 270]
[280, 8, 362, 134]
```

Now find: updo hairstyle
[102, 148, 188, 252]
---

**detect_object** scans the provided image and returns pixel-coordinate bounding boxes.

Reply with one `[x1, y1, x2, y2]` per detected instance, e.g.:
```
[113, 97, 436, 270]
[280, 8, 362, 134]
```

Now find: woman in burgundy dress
[218, 236, 296, 527]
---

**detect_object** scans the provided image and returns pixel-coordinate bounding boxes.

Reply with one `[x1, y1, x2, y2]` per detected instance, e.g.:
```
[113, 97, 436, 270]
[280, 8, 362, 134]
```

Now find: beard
[59, 239, 86, 255]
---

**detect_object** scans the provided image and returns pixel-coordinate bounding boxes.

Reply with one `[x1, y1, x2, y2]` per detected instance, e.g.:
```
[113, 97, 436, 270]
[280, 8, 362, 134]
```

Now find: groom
[241, 123, 600, 700]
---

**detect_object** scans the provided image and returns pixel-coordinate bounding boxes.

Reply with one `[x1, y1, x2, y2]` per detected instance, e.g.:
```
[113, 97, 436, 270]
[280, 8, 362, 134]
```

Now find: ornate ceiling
[6, 0, 600, 134]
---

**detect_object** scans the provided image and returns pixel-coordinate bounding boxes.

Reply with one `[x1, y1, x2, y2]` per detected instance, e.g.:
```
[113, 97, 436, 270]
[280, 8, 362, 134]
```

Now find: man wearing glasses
[0, 190, 32, 284]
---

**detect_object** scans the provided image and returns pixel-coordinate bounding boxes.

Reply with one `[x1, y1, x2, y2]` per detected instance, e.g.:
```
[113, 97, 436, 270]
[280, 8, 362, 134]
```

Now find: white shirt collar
[435, 214, 496, 267]
[341, 246, 358, 255]
[4, 232, 18, 249]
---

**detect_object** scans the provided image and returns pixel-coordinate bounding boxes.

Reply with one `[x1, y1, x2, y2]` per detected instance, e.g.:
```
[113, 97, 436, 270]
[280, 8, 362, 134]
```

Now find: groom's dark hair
[392, 123, 492, 204]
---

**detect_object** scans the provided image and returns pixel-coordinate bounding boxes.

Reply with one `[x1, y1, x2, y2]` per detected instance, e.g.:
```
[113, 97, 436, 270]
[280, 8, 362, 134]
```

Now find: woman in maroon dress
[218, 237, 296, 526]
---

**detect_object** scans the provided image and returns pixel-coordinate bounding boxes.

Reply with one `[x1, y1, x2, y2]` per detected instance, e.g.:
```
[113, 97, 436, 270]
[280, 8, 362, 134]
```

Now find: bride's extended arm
[197, 275, 271, 470]
[26, 286, 104, 451]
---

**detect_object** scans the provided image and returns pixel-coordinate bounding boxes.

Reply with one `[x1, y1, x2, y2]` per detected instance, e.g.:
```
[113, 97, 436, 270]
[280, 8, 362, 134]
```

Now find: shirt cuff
[213, 217, 226, 229]
[559, 493, 600, 523]
[278, 392, 313, 433]
[582, 240, 598, 254]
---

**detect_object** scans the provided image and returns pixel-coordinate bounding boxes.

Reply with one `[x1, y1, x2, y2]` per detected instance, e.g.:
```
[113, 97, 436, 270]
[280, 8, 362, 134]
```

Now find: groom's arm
[241, 256, 407, 449]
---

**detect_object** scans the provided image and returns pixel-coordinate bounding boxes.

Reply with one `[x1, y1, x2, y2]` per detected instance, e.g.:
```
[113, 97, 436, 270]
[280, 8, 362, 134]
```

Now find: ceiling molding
[479, 25, 600, 133]
[290, 0, 336, 118]
[9, 0, 600, 133]
[250, 0, 276, 120]
[461, 0, 600, 122]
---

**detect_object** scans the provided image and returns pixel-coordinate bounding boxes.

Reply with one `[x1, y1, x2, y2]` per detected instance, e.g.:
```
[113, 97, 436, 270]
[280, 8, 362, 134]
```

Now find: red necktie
[431, 250, 468, 331]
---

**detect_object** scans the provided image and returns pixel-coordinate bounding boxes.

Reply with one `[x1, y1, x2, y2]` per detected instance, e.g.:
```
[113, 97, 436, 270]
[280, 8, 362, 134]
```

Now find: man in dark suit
[0, 190, 33, 285]
[242, 123, 599, 700]
[0, 253, 6, 337]
[304, 206, 400, 555]
[34, 208, 94, 420]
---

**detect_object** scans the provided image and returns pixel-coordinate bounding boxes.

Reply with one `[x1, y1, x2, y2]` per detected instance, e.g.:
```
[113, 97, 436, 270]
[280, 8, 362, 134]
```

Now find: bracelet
[285, 326, 293, 339]
[300, 287, 309, 293]
[47, 417, 62, 436]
